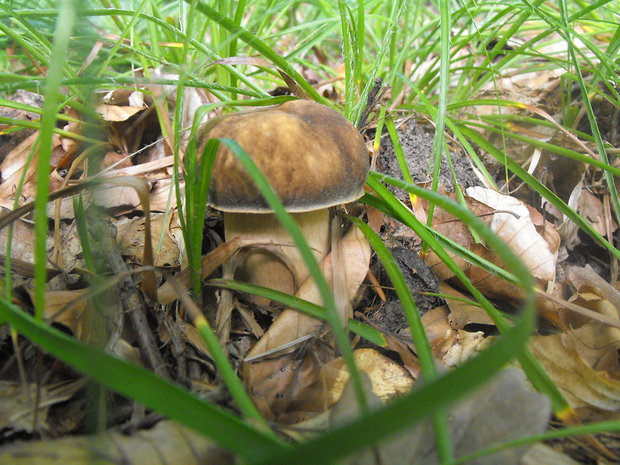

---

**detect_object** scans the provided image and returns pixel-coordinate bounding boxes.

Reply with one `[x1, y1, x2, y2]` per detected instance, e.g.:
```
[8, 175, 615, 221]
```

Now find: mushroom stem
[224, 209, 330, 301]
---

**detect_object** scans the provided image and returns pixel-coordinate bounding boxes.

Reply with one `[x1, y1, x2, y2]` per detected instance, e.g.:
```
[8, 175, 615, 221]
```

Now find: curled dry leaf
[283, 349, 413, 433]
[530, 285, 620, 415]
[0, 420, 233, 465]
[243, 225, 371, 421]
[38, 289, 88, 337]
[440, 282, 494, 328]
[322, 348, 414, 407]
[0, 133, 39, 207]
[567, 264, 620, 313]
[157, 237, 245, 305]
[0, 216, 39, 266]
[398, 306, 488, 374]
[0, 379, 86, 436]
[466, 186, 558, 281]
[522, 444, 582, 465]
[425, 187, 559, 303]
[115, 212, 181, 267]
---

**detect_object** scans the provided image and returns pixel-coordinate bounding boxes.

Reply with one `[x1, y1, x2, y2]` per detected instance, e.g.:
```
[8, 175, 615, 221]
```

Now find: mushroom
[199, 99, 369, 308]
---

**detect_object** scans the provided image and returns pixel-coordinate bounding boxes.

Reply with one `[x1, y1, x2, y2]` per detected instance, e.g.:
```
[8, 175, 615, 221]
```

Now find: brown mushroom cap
[201, 99, 369, 213]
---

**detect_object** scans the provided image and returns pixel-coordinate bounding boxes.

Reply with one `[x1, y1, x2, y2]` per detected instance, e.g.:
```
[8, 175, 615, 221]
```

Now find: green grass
[0, 0, 619, 463]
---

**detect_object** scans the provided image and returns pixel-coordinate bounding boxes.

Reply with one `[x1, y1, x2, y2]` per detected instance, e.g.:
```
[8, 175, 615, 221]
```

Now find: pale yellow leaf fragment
[95, 104, 145, 122]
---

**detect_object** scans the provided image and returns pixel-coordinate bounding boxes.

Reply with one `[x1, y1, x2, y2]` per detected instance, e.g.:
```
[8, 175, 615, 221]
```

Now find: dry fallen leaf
[244, 225, 371, 421]
[0, 215, 40, 266]
[115, 212, 181, 267]
[331, 369, 550, 465]
[441, 282, 494, 328]
[425, 187, 559, 304]
[395, 305, 488, 375]
[39, 289, 88, 336]
[530, 286, 620, 416]
[0, 420, 233, 465]
[0, 379, 86, 436]
[466, 186, 558, 282]
[310, 348, 414, 412]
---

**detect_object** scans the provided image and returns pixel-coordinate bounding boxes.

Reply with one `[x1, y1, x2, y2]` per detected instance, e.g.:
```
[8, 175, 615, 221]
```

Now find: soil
[365, 117, 479, 335]
[376, 118, 481, 197]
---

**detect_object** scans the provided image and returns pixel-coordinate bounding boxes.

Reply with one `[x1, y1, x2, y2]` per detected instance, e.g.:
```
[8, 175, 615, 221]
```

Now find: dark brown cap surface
[201, 99, 369, 213]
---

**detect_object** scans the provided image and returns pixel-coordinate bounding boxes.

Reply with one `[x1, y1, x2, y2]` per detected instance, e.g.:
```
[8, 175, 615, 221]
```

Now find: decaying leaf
[0, 420, 233, 465]
[39, 289, 88, 336]
[321, 348, 414, 407]
[441, 282, 494, 328]
[522, 443, 582, 465]
[530, 285, 620, 415]
[0, 215, 39, 266]
[567, 265, 620, 313]
[0, 379, 86, 436]
[115, 212, 181, 267]
[332, 369, 550, 465]
[425, 187, 559, 303]
[0, 132, 39, 207]
[244, 225, 371, 421]
[157, 237, 245, 305]
[466, 186, 558, 281]
[398, 306, 488, 372]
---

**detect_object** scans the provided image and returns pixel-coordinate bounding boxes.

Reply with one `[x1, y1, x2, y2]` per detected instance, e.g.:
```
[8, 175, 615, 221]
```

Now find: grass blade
[0, 297, 288, 459]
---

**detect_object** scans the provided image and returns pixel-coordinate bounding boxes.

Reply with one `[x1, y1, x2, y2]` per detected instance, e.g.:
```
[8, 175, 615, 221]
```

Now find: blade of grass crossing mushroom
[252, 174, 538, 465]
[0, 297, 288, 460]
[366, 173, 574, 418]
[182, 135, 220, 295]
[350, 217, 454, 461]
[216, 137, 371, 415]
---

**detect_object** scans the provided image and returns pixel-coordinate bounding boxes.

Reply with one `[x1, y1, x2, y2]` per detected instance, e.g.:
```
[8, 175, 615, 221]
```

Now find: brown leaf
[441, 282, 494, 328]
[243, 225, 371, 421]
[115, 212, 181, 267]
[530, 290, 620, 414]
[425, 187, 559, 305]
[330, 369, 550, 465]
[0, 379, 86, 436]
[0, 420, 233, 465]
